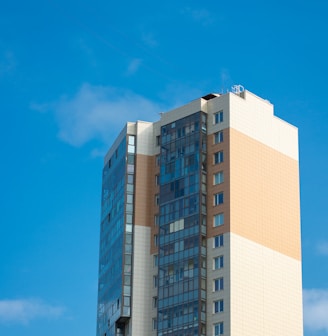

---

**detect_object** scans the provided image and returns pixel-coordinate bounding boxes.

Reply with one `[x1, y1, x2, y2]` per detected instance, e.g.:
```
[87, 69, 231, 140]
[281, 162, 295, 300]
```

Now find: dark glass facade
[97, 134, 136, 336]
[158, 112, 207, 336]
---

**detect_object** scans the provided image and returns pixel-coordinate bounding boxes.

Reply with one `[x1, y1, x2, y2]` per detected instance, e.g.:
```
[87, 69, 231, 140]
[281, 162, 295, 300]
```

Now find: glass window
[214, 192, 224, 206]
[127, 164, 134, 173]
[126, 214, 133, 223]
[153, 318, 157, 330]
[214, 256, 224, 270]
[214, 131, 224, 144]
[214, 300, 224, 313]
[214, 111, 224, 124]
[127, 155, 135, 164]
[125, 234, 132, 244]
[128, 135, 135, 145]
[124, 275, 131, 285]
[214, 151, 224, 164]
[214, 278, 224, 291]
[126, 184, 134, 192]
[153, 297, 158, 308]
[126, 194, 133, 204]
[127, 174, 134, 184]
[214, 213, 224, 227]
[214, 234, 224, 248]
[153, 254, 158, 267]
[214, 322, 224, 335]
[126, 203, 133, 212]
[128, 145, 135, 153]
[123, 296, 130, 306]
[202, 194, 206, 206]
[214, 171, 224, 185]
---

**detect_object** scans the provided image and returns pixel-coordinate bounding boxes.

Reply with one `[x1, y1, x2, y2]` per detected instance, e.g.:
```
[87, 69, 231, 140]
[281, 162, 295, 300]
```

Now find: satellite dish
[231, 85, 245, 94]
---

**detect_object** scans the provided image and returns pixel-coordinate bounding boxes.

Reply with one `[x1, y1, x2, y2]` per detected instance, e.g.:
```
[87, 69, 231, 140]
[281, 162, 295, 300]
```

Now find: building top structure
[104, 87, 298, 164]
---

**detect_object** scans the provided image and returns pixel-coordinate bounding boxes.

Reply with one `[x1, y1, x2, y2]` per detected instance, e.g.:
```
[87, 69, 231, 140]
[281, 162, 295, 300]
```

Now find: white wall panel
[230, 233, 303, 336]
[229, 91, 299, 160]
[131, 225, 152, 335]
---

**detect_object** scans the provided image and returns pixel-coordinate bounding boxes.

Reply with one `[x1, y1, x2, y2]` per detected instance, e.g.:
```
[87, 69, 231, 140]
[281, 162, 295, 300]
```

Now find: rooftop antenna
[231, 84, 245, 94]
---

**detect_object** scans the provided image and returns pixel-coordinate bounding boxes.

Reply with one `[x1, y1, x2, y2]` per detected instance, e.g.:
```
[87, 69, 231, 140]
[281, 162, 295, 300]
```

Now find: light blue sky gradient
[1, 1, 328, 335]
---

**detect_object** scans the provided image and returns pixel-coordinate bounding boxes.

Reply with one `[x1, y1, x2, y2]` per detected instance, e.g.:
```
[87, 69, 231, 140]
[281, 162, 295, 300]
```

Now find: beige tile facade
[230, 232, 303, 336]
[205, 90, 302, 335]
[229, 128, 301, 260]
[134, 154, 153, 228]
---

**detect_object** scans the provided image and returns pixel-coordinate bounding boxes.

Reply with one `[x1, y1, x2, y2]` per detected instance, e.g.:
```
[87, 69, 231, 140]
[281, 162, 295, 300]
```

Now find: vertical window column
[122, 135, 136, 317]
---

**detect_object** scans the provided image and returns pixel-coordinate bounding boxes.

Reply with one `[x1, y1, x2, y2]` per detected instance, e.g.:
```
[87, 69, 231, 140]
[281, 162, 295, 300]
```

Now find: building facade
[96, 87, 303, 336]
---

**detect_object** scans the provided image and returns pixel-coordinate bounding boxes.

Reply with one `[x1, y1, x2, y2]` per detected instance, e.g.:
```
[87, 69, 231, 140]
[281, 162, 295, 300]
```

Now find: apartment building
[96, 87, 303, 336]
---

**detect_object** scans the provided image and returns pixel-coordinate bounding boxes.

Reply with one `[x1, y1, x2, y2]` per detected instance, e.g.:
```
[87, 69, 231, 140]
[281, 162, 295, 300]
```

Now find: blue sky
[0, 0, 327, 335]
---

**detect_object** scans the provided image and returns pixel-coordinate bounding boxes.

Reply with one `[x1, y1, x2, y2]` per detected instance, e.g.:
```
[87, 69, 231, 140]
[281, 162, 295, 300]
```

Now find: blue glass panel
[157, 112, 206, 335]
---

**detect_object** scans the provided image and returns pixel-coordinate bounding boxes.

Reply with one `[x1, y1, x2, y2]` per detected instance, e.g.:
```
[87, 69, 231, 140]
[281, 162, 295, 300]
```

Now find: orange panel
[229, 128, 301, 260]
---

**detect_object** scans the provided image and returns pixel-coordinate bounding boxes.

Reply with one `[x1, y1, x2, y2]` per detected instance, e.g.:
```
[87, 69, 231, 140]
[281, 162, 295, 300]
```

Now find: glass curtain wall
[97, 134, 136, 336]
[158, 112, 207, 336]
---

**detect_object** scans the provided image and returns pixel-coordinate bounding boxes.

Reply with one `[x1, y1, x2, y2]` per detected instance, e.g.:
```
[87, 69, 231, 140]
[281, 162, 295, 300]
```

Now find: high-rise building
[96, 87, 303, 336]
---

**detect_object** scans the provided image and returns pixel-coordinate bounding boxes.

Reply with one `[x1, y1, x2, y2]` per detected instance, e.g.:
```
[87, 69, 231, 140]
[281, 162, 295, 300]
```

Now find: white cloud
[32, 83, 162, 147]
[90, 148, 107, 158]
[303, 289, 328, 332]
[29, 102, 49, 113]
[182, 7, 214, 26]
[316, 242, 328, 256]
[78, 38, 98, 68]
[0, 50, 16, 75]
[219, 68, 234, 92]
[0, 299, 65, 324]
[158, 83, 204, 109]
[125, 58, 142, 76]
[141, 32, 158, 47]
